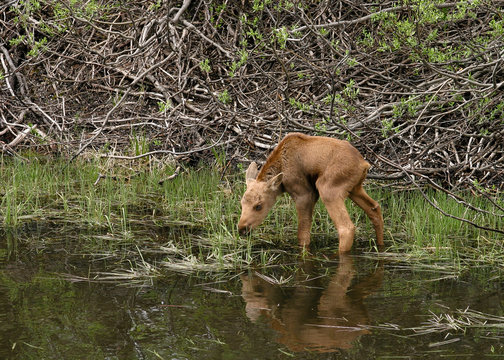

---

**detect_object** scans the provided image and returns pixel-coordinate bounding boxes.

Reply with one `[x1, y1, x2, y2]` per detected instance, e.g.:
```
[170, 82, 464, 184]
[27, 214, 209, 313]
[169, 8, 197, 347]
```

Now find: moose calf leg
[294, 193, 318, 248]
[349, 186, 384, 246]
[322, 196, 355, 253]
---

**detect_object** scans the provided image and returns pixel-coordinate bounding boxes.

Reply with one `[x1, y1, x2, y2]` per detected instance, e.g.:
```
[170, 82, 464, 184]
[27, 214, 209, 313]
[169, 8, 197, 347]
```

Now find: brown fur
[238, 133, 384, 252]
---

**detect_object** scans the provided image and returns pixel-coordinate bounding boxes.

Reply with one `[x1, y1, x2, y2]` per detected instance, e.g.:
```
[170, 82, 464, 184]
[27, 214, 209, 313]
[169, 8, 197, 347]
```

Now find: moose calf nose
[238, 225, 249, 236]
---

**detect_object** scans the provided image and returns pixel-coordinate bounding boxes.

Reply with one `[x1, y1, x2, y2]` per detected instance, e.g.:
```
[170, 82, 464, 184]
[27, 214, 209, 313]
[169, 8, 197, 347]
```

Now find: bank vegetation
[1, 0, 503, 234]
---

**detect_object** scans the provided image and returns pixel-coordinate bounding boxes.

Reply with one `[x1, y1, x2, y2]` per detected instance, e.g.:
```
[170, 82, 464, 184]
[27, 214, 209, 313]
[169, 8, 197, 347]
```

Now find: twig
[158, 166, 181, 185]
[171, 0, 192, 24]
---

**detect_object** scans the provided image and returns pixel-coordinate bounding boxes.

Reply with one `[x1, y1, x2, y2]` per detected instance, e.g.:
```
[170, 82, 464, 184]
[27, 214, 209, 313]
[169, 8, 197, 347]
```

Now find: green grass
[1, 155, 503, 279]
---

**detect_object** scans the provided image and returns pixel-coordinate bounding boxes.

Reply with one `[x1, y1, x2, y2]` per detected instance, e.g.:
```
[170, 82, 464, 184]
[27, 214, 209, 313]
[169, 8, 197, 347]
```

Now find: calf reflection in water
[241, 255, 383, 352]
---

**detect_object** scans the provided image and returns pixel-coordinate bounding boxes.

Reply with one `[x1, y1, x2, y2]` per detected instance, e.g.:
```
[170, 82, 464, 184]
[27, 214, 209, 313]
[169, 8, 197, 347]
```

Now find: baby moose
[238, 133, 384, 252]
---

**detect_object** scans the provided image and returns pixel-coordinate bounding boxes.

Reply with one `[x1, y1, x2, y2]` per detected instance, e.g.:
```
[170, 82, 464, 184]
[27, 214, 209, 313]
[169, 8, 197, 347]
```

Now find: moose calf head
[238, 162, 283, 235]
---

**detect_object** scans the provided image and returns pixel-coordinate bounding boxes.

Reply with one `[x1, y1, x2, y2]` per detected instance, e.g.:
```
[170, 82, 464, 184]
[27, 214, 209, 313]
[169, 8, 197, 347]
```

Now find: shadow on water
[2, 226, 504, 359]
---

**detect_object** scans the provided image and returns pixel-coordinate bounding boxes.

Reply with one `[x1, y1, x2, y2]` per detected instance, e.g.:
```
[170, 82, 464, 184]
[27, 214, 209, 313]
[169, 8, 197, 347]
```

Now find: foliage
[0, 1, 503, 196]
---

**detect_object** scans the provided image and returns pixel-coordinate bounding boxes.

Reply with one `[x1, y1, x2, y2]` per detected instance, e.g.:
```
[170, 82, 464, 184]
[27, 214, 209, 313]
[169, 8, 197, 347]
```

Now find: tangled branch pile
[1, 0, 503, 193]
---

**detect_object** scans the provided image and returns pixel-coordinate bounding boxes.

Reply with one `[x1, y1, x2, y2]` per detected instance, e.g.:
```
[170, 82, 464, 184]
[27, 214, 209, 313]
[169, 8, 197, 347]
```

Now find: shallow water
[2, 228, 504, 359]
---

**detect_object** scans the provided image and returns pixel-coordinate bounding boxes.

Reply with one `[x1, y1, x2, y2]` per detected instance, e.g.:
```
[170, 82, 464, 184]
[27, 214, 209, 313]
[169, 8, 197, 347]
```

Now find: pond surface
[1, 227, 504, 359]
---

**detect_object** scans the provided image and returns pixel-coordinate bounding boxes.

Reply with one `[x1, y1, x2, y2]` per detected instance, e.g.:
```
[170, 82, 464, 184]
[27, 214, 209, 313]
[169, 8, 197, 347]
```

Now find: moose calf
[238, 133, 384, 252]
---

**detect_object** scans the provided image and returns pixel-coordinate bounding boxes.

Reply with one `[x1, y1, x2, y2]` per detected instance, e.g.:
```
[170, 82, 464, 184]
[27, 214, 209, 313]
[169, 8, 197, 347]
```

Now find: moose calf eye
[254, 204, 262, 211]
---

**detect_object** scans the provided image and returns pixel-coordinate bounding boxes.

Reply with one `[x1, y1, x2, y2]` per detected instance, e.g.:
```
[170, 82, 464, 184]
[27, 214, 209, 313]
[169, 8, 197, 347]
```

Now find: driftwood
[0, 1, 503, 232]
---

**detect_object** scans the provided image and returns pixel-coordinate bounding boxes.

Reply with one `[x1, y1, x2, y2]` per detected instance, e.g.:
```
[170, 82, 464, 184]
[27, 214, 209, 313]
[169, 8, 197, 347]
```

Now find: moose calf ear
[245, 162, 259, 183]
[267, 172, 283, 190]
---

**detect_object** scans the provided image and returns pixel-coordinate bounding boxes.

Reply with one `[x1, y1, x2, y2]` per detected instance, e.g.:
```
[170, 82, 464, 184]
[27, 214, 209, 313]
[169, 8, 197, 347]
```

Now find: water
[2, 227, 504, 359]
